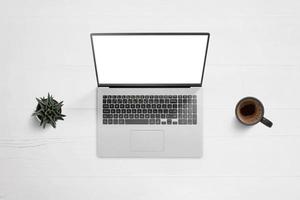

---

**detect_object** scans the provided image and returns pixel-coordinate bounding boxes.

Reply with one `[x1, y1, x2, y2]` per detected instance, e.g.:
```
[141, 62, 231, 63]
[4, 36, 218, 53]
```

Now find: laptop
[90, 33, 210, 158]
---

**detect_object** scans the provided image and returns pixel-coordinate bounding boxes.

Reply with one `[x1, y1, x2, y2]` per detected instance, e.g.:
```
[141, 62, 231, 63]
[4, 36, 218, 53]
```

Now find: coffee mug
[235, 97, 273, 127]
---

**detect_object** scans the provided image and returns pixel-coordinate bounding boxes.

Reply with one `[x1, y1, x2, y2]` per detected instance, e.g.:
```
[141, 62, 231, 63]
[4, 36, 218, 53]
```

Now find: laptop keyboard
[102, 95, 197, 125]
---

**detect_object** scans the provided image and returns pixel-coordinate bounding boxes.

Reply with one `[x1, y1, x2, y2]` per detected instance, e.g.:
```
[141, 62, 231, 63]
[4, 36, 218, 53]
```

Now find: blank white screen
[92, 34, 208, 84]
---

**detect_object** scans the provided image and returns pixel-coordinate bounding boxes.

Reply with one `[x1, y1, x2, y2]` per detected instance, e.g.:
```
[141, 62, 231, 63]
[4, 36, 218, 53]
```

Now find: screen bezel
[90, 32, 210, 87]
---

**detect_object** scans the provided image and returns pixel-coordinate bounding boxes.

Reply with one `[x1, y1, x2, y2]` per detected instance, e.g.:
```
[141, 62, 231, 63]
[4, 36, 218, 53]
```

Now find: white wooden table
[1, 0, 300, 199]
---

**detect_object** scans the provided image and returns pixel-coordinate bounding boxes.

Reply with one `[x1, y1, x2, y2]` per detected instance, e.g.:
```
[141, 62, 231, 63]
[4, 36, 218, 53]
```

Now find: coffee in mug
[235, 97, 273, 127]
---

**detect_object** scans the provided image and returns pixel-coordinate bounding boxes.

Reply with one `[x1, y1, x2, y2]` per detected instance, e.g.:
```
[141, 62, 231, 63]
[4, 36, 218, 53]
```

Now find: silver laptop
[90, 33, 210, 158]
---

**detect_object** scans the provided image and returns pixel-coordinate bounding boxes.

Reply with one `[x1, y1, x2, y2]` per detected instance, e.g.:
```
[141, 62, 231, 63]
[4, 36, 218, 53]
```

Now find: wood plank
[0, 16, 300, 66]
[1, 135, 300, 177]
[1, 0, 300, 18]
[1, 176, 300, 200]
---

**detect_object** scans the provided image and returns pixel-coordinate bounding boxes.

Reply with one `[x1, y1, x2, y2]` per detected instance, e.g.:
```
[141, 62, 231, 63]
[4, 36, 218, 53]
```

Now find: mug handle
[260, 117, 273, 128]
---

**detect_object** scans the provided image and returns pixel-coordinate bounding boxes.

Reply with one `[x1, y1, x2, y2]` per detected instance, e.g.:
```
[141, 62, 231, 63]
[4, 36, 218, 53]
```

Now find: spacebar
[125, 119, 149, 124]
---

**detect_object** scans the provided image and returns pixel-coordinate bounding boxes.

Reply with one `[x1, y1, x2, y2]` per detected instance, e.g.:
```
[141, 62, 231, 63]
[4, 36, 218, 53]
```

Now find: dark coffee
[240, 104, 256, 116]
[235, 97, 272, 127]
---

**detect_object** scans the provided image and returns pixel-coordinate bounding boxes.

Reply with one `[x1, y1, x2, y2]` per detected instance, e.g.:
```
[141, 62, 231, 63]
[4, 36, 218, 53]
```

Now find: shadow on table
[232, 117, 252, 134]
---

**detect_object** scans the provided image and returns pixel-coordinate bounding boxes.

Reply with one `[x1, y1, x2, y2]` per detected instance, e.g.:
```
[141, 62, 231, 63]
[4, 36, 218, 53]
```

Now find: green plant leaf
[43, 121, 46, 128]
[50, 120, 56, 128]
[56, 116, 64, 120]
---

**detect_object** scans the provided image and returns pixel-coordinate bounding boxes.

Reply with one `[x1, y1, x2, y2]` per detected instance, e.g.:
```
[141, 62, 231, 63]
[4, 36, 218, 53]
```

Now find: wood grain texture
[0, 0, 300, 199]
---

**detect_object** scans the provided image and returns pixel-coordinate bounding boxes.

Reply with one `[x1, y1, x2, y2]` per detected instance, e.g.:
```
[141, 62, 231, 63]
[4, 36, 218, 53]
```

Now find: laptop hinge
[98, 84, 200, 88]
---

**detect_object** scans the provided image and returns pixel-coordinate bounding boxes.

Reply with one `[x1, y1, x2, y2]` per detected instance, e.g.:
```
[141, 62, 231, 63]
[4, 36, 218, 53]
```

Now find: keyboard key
[169, 109, 177, 113]
[167, 114, 177, 118]
[167, 119, 172, 124]
[125, 119, 149, 124]
[156, 119, 160, 124]
[150, 119, 155, 124]
[193, 118, 197, 124]
[193, 105, 197, 113]
[103, 114, 109, 118]
[103, 109, 110, 113]
[179, 119, 187, 124]
[103, 119, 107, 124]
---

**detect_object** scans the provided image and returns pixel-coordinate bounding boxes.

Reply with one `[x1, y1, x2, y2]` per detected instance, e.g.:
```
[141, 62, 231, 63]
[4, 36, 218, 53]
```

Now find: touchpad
[130, 130, 165, 152]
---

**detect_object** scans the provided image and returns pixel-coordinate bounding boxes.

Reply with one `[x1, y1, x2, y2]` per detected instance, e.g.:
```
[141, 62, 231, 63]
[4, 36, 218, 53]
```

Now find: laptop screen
[91, 33, 209, 85]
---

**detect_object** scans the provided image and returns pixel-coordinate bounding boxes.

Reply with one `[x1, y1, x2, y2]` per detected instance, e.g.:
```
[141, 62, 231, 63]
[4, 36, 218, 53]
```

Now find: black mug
[235, 97, 273, 127]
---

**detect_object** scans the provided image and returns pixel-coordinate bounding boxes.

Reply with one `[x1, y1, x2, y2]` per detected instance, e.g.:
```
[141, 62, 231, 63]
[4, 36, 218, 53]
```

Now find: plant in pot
[32, 93, 66, 128]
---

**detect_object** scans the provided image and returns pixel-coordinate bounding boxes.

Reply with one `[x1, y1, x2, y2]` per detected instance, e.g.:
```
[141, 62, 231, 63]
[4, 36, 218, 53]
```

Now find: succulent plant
[32, 93, 66, 128]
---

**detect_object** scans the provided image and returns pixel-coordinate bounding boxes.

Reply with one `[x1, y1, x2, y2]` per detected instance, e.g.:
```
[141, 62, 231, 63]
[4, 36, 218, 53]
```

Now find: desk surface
[1, 0, 300, 199]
